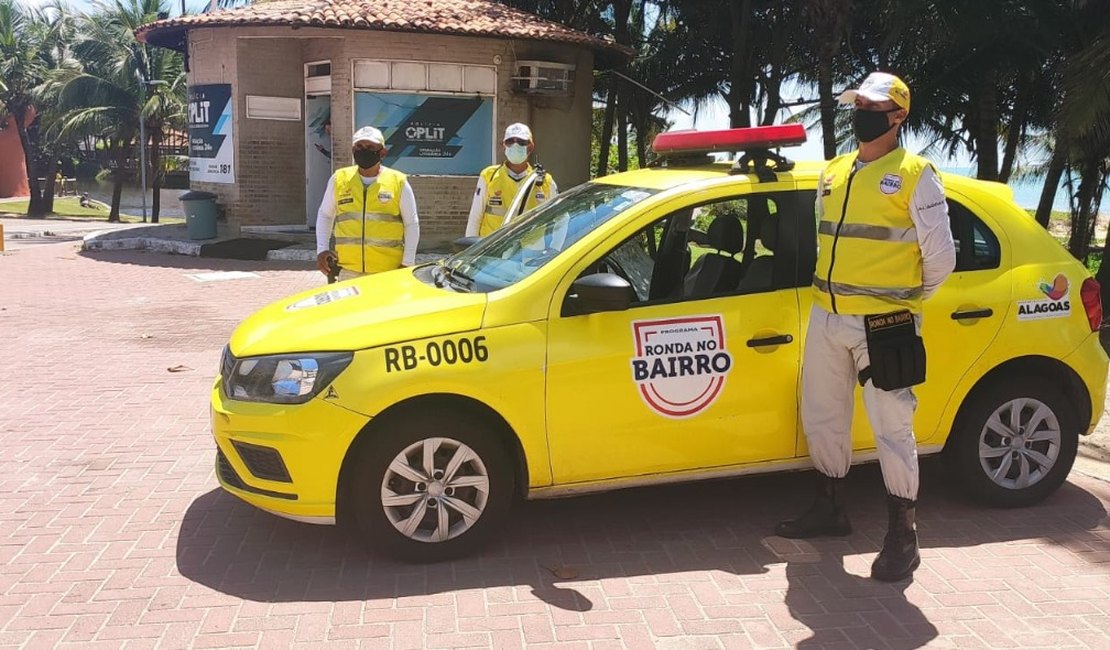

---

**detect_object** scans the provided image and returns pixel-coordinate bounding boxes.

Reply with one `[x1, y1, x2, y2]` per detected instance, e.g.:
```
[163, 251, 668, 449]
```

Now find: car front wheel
[349, 413, 515, 561]
[951, 378, 1079, 507]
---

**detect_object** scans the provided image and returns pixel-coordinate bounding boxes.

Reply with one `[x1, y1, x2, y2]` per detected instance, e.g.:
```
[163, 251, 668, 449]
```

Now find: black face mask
[353, 149, 382, 169]
[852, 107, 900, 143]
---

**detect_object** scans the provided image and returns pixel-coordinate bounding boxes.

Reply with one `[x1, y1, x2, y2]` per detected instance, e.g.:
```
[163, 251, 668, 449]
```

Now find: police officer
[316, 126, 420, 281]
[776, 72, 956, 582]
[465, 123, 557, 238]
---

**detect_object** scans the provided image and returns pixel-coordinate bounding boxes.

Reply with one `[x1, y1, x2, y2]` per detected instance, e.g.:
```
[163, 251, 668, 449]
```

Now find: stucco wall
[185, 26, 595, 248]
[0, 115, 30, 199]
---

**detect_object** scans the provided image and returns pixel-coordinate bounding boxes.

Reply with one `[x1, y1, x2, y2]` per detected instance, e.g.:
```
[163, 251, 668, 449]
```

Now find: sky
[17, 0, 209, 17]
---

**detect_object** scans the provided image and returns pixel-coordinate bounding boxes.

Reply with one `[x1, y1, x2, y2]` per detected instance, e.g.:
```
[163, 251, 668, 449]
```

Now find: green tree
[0, 0, 52, 216]
[56, 0, 173, 222]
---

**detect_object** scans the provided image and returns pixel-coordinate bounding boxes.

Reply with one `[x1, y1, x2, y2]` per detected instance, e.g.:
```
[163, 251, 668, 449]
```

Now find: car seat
[685, 215, 744, 298]
[738, 216, 777, 292]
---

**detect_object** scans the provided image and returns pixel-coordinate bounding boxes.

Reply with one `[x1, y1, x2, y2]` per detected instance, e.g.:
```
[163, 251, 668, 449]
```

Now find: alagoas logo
[1017, 273, 1071, 320]
[631, 315, 733, 418]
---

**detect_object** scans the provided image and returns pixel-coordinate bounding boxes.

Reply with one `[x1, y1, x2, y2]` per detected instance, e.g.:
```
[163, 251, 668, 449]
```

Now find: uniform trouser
[801, 305, 920, 500]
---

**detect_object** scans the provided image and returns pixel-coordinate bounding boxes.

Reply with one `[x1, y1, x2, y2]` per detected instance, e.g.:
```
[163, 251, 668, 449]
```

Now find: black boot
[774, 474, 852, 538]
[871, 494, 921, 582]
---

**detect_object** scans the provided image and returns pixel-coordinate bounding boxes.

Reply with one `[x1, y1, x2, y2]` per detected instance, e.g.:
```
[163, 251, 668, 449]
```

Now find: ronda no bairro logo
[631, 315, 733, 418]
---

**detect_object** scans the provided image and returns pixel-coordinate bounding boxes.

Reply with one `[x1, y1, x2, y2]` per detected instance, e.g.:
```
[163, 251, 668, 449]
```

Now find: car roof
[593, 158, 1019, 205]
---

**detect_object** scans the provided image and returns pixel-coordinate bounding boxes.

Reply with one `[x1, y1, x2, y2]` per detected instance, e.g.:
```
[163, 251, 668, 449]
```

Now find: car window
[948, 199, 1001, 271]
[441, 182, 660, 293]
[575, 193, 795, 308]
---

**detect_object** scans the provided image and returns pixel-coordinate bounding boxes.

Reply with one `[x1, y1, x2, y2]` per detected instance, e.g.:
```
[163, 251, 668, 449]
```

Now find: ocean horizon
[940, 166, 1109, 215]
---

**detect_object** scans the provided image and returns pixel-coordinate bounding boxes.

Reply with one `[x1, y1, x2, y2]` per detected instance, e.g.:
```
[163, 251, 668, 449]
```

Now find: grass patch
[0, 197, 182, 223]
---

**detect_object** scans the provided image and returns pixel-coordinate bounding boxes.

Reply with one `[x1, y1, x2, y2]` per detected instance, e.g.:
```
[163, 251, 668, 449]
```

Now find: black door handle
[747, 334, 794, 348]
[951, 308, 993, 320]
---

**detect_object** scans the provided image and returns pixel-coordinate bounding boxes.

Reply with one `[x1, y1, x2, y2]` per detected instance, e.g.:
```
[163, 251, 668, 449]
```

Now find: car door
[796, 193, 1009, 453]
[545, 182, 812, 485]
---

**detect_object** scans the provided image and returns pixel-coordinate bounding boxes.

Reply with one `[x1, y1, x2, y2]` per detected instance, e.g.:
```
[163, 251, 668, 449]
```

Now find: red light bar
[651, 124, 807, 155]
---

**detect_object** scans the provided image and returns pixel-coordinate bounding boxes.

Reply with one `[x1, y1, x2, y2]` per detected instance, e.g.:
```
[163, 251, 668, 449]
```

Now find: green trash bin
[180, 190, 219, 240]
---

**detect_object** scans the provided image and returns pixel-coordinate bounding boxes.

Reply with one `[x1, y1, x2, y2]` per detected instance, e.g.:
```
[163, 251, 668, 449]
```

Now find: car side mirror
[452, 236, 480, 253]
[563, 273, 635, 316]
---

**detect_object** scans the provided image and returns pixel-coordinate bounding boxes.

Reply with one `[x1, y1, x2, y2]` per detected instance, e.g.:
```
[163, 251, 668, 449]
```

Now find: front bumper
[211, 379, 370, 522]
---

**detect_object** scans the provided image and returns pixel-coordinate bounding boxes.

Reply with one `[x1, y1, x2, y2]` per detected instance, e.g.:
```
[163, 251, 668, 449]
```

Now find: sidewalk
[0, 243, 1108, 648]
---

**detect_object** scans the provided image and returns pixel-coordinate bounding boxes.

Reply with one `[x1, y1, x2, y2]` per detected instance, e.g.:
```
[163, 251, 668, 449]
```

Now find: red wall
[0, 114, 31, 198]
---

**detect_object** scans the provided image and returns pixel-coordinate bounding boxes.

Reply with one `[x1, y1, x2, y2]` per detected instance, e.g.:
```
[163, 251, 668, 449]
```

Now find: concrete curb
[83, 231, 202, 256]
[266, 247, 316, 262]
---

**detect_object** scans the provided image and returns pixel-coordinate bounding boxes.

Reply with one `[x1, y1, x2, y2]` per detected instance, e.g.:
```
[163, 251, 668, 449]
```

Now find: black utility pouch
[859, 310, 926, 390]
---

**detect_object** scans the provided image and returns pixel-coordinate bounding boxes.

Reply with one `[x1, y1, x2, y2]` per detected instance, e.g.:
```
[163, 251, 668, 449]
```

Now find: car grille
[215, 448, 298, 501]
[216, 448, 247, 490]
[232, 441, 293, 483]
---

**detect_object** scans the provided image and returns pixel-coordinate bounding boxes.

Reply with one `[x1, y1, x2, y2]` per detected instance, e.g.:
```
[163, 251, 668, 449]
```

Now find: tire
[950, 377, 1079, 507]
[348, 411, 515, 561]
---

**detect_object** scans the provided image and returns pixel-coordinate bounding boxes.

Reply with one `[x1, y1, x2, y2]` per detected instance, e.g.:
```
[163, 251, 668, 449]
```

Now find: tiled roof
[137, 0, 632, 64]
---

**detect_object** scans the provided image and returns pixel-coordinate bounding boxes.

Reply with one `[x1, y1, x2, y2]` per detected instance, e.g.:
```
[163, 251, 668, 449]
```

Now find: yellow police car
[212, 125, 1108, 561]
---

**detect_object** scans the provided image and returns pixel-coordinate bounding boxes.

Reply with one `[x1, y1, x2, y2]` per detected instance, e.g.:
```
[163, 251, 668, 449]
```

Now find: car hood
[228, 267, 487, 357]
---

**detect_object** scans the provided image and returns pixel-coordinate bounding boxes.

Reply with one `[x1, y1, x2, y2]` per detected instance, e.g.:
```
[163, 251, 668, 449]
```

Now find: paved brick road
[1, 241, 1109, 649]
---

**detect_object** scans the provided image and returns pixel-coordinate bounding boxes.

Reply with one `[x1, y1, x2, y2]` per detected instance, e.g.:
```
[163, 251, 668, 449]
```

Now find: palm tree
[0, 0, 51, 216]
[57, 0, 170, 222]
[142, 56, 186, 222]
[29, 0, 81, 215]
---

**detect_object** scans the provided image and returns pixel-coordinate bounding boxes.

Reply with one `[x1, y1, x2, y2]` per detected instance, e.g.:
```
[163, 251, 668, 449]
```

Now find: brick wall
[409, 176, 476, 250]
[231, 38, 305, 228]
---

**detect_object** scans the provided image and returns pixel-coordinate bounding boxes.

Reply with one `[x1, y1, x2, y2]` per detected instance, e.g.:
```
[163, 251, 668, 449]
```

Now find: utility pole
[139, 81, 148, 223]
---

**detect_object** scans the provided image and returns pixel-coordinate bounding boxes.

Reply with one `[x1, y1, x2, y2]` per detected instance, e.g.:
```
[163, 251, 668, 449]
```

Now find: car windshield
[434, 182, 659, 292]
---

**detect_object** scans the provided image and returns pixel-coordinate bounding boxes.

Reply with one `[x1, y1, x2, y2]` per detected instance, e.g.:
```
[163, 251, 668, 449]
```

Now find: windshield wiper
[434, 263, 475, 292]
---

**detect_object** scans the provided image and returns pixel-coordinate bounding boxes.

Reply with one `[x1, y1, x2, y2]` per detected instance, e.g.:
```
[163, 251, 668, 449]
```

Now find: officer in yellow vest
[465, 123, 558, 238]
[775, 73, 956, 582]
[316, 126, 420, 281]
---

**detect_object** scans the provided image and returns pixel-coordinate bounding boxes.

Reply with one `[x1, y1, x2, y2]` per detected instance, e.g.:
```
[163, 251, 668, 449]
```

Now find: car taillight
[1080, 277, 1102, 332]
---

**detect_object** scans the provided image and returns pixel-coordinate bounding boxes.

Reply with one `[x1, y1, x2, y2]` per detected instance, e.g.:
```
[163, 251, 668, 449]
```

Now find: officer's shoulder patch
[879, 173, 903, 195]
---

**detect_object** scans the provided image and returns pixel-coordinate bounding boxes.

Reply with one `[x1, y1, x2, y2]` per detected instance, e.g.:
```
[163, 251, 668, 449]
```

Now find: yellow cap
[838, 72, 911, 112]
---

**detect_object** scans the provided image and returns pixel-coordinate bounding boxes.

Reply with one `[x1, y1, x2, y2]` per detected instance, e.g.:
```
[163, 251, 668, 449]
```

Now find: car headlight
[222, 350, 353, 404]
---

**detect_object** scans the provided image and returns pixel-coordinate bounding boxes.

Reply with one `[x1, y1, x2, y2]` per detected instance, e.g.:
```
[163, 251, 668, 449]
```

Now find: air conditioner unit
[513, 60, 576, 95]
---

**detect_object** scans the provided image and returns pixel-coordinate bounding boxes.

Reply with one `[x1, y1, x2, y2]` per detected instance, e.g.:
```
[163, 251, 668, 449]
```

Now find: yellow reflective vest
[332, 166, 406, 274]
[477, 164, 555, 237]
[813, 148, 932, 315]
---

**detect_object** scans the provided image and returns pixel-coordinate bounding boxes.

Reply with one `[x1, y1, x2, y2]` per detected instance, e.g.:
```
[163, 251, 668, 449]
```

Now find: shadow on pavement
[176, 459, 1107, 647]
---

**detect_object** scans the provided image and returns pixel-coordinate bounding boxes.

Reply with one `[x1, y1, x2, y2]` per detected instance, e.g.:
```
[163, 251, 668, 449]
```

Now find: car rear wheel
[349, 413, 515, 561]
[951, 377, 1078, 507]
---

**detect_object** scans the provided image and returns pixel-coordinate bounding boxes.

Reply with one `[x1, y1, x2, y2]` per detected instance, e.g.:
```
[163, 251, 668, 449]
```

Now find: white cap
[837, 72, 911, 112]
[352, 126, 385, 146]
[504, 122, 533, 142]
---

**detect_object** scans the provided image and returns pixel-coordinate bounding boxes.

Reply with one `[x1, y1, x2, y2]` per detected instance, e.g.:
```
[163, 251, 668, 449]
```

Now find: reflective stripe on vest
[813, 148, 930, 315]
[478, 164, 554, 237]
[332, 166, 406, 274]
[812, 275, 923, 301]
[817, 220, 917, 243]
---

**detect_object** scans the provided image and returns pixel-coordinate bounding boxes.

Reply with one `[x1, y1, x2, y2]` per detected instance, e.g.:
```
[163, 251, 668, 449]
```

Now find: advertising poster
[353, 92, 493, 175]
[188, 84, 234, 184]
